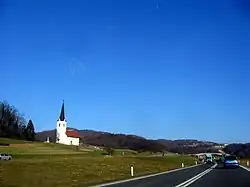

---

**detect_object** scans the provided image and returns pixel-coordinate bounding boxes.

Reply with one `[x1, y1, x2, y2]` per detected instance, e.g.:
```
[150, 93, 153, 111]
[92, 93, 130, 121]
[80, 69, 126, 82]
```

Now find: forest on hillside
[223, 143, 250, 158]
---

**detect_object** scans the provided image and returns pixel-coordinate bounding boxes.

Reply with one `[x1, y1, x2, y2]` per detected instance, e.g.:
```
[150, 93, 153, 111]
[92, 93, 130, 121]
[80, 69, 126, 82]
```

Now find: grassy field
[0, 138, 198, 187]
[0, 138, 92, 155]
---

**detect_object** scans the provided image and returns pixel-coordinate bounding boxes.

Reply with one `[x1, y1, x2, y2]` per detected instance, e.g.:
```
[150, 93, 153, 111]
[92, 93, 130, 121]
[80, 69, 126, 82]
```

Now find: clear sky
[1, 0, 250, 143]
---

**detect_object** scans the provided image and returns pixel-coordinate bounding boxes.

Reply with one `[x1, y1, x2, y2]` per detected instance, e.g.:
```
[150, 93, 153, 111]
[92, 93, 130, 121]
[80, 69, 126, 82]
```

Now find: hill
[157, 139, 222, 154]
[223, 143, 250, 158]
[36, 129, 224, 154]
[0, 137, 86, 155]
[36, 129, 166, 153]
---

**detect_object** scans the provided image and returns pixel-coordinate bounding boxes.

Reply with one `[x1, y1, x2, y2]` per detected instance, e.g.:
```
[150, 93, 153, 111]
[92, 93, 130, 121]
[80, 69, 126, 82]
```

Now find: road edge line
[240, 165, 250, 172]
[90, 164, 202, 187]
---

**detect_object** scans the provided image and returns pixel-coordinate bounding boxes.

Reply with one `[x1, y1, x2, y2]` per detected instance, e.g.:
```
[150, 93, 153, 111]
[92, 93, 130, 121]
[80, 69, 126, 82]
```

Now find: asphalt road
[187, 164, 250, 187]
[97, 163, 250, 187]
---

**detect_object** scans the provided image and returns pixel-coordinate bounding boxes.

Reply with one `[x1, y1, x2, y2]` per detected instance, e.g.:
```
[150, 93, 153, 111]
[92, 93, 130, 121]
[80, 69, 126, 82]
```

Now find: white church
[56, 101, 80, 146]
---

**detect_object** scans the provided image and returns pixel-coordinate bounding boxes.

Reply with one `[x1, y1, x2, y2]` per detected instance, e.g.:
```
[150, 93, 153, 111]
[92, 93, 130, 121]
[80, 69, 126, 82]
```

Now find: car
[205, 153, 213, 164]
[224, 155, 239, 168]
[0, 153, 12, 160]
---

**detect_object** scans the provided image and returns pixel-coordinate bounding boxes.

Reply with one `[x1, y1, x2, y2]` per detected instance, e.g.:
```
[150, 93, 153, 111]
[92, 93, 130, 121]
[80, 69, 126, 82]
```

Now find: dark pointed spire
[59, 100, 65, 121]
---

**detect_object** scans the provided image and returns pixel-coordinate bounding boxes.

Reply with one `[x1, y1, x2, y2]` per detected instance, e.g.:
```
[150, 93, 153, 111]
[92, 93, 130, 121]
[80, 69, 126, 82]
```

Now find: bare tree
[0, 101, 27, 139]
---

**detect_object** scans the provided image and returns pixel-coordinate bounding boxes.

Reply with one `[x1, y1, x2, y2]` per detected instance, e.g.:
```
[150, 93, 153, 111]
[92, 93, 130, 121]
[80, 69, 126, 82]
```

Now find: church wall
[67, 136, 80, 146]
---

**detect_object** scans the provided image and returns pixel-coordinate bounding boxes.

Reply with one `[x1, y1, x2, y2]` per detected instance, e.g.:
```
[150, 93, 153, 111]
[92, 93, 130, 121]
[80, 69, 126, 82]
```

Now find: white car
[0, 153, 12, 160]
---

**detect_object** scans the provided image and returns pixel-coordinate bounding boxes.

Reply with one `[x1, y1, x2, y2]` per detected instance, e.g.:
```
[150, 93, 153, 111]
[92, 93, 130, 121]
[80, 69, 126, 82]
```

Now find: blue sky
[1, 0, 250, 143]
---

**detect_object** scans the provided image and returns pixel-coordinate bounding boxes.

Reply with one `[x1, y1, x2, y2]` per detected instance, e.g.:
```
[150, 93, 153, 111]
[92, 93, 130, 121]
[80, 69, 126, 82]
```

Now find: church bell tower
[56, 100, 67, 144]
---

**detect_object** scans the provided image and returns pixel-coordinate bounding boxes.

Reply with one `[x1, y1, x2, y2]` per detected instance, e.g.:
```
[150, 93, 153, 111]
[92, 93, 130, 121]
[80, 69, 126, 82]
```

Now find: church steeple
[59, 100, 65, 121]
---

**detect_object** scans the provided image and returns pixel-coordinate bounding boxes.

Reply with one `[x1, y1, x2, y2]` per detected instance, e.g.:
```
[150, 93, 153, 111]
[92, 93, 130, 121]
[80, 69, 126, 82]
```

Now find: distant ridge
[36, 129, 224, 154]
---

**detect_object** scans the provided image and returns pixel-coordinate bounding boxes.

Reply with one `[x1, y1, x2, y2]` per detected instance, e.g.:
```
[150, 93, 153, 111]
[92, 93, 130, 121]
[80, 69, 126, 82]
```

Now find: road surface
[97, 163, 250, 187]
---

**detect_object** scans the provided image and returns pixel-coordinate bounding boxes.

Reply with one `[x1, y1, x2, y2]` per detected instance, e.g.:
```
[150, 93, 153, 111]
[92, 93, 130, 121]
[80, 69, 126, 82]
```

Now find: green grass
[0, 138, 92, 155]
[0, 138, 32, 144]
[0, 142, 87, 155]
[112, 148, 137, 155]
[0, 155, 197, 187]
[0, 138, 198, 187]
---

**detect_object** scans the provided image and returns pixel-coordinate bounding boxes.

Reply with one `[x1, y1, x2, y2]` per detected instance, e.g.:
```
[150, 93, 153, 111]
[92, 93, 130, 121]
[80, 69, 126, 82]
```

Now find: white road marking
[90, 164, 202, 187]
[240, 165, 250, 172]
[174, 169, 211, 187]
[178, 169, 212, 187]
[174, 163, 217, 187]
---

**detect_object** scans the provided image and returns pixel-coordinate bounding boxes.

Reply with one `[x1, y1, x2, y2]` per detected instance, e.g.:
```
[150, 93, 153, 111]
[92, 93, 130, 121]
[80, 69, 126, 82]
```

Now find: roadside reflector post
[247, 161, 249, 166]
[131, 166, 134, 177]
[181, 163, 184, 167]
[195, 161, 198, 165]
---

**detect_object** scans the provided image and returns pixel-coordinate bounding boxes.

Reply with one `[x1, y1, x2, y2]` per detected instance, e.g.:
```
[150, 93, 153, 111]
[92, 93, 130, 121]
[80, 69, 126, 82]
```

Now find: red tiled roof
[66, 130, 79, 138]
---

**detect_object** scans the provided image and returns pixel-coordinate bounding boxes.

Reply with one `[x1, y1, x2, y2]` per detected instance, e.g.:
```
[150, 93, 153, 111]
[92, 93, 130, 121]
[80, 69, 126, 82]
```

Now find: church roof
[66, 129, 79, 138]
[59, 100, 65, 121]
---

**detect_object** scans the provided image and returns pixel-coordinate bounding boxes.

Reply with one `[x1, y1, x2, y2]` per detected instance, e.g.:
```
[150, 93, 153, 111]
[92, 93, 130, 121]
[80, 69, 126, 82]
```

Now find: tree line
[223, 143, 250, 158]
[81, 133, 167, 153]
[0, 101, 35, 141]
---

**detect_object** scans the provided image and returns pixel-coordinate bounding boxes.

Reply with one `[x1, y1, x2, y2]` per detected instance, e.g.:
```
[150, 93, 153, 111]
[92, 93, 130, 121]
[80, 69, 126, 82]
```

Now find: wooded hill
[36, 129, 222, 154]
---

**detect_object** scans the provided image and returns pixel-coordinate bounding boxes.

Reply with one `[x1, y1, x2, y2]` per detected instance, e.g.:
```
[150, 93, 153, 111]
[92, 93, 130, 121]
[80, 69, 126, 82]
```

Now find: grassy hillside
[0, 138, 158, 157]
[0, 138, 95, 156]
[0, 138, 198, 187]
[0, 138, 33, 144]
